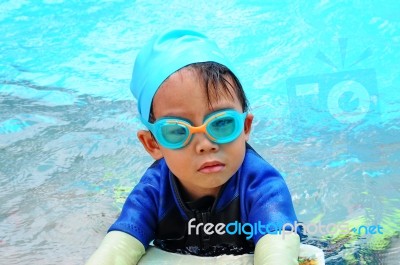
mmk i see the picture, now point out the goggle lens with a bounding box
[208,115,236,139]
[161,123,188,144]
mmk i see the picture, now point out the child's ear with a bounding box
[244,113,254,141]
[137,130,164,160]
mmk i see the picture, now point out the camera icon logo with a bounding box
[327,79,374,124]
[286,39,380,136]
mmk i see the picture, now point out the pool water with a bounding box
[1,1,399,264]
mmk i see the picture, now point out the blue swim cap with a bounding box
[130,29,236,123]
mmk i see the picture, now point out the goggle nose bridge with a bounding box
[188,123,208,134]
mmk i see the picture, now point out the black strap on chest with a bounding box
[153,174,254,256]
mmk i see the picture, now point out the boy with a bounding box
[86,29,300,264]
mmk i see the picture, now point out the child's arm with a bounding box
[254,233,300,265]
[240,148,301,264]
[85,231,145,265]
[85,160,167,264]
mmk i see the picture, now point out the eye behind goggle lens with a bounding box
[161,123,189,144]
[208,115,239,143]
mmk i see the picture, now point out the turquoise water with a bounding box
[1,0,399,264]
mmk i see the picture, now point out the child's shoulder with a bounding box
[137,158,170,187]
[244,143,263,159]
[243,144,277,170]
[240,144,284,184]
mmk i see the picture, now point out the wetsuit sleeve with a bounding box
[85,231,145,265]
[108,161,164,248]
[254,233,300,265]
[241,149,298,244]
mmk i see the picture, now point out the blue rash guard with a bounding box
[108,144,297,256]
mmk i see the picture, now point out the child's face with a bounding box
[139,68,253,200]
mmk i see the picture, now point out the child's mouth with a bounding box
[198,161,225,173]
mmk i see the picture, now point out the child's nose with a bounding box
[194,132,219,153]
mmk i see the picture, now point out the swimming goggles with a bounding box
[142,109,248,149]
